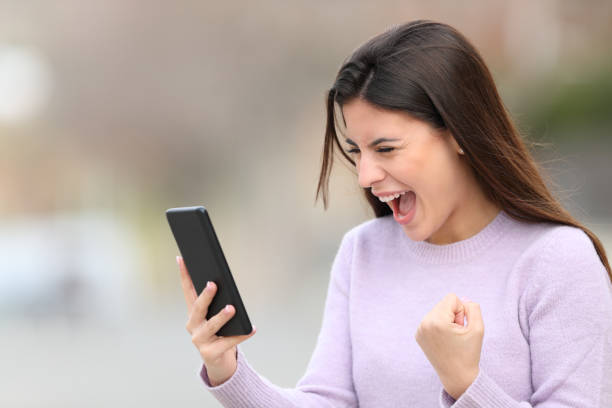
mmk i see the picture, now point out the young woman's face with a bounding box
[341,97,485,244]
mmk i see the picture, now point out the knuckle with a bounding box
[421,319,435,331]
[208,317,223,334]
[198,346,212,361]
[428,321,443,333]
[201,344,222,362]
[210,310,231,332]
[191,333,199,345]
[203,318,218,335]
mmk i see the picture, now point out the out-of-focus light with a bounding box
[0,45,53,124]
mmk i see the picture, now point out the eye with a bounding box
[346,147,395,154]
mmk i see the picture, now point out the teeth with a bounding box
[378,191,408,203]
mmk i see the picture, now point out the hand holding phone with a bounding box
[167,205,257,386]
[166,206,253,336]
[177,255,256,386]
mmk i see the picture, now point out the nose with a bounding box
[357,154,385,189]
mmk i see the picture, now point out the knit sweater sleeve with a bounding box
[197,230,358,408]
[439,226,612,407]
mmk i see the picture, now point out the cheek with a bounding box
[431,156,466,208]
[414,148,461,202]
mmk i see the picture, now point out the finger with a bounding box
[443,293,464,323]
[177,256,198,316]
[464,302,484,333]
[209,325,257,356]
[203,304,238,336]
[455,296,472,326]
[454,304,465,326]
[186,280,217,332]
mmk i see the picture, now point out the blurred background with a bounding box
[1,0,611,406]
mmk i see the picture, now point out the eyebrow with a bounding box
[344,137,401,147]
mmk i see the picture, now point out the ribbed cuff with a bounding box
[438,368,519,408]
[440,387,456,407]
[198,346,298,407]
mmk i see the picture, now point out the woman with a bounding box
[177,20,612,407]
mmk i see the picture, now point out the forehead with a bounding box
[340,98,418,141]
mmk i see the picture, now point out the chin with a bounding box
[402,225,428,242]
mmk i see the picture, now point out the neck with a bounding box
[425,196,501,246]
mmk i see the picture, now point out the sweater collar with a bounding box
[399,209,514,264]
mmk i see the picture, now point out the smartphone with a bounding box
[166,206,253,336]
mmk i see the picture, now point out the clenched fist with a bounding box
[415,293,484,400]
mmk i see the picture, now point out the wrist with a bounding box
[207,362,237,387]
[206,353,238,387]
[444,368,479,400]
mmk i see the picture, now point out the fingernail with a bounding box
[224,304,232,313]
[176,256,180,265]
[205,281,211,290]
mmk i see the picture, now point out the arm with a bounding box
[199,231,358,408]
[439,227,612,407]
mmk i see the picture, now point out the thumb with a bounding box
[454,303,465,326]
[464,301,484,332]
[454,296,471,326]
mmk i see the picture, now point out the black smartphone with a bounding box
[166,206,253,336]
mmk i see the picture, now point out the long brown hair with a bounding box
[314,20,611,281]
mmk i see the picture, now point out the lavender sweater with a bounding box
[198,210,612,407]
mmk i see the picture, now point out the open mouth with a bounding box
[390,191,416,218]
